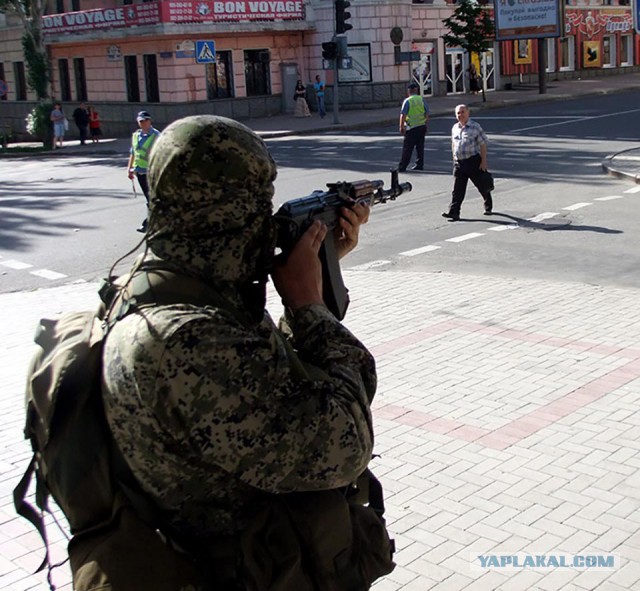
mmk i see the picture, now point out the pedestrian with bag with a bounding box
[100,115,393,590]
[72,102,90,145]
[293,79,311,118]
[50,102,66,149]
[126,110,160,233]
[398,82,429,172]
[443,104,494,221]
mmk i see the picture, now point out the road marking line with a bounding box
[595,196,624,201]
[349,260,391,271]
[488,224,519,232]
[30,269,67,280]
[446,233,484,243]
[562,203,591,211]
[400,245,441,256]
[527,212,558,223]
[624,186,640,194]
[0,259,33,270]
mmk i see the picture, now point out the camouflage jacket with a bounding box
[102,295,376,538]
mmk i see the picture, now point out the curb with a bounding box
[602,147,640,184]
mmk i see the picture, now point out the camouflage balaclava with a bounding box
[147,115,277,289]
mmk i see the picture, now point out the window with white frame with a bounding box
[559,37,574,71]
[603,35,615,67]
[546,38,556,72]
[621,35,633,66]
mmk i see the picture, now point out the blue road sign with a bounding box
[195,41,216,64]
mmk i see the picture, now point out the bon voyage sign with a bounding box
[161,1,304,22]
[495,0,562,40]
[43,0,303,34]
[43,5,160,34]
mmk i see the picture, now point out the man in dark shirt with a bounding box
[72,103,90,145]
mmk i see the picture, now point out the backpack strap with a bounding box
[13,455,50,573]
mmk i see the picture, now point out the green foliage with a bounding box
[442,0,495,55]
[22,31,49,100]
[26,101,54,148]
[1,0,51,99]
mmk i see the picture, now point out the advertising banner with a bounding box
[495,0,562,40]
[43,0,304,35]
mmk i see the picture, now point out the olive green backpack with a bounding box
[14,266,395,591]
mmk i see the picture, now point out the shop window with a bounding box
[546,38,556,73]
[602,35,615,67]
[13,61,27,100]
[58,59,71,101]
[244,49,271,97]
[73,57,87,101]
[71,0,79,10]
[125,55,140,102]
[621,35,633,66]
[206,51,234,99]
[0,63,6,101]
[559,37,574,71]
[144,54,160,102]
[55,0,64,13]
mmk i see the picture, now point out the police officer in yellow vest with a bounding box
[398,82,429,172]
[127,111,161,233]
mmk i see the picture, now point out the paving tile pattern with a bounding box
[1,270,639,590]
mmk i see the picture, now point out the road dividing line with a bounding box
[446,233,484,243]
[30,269,68,280]
[595,196,624,201]
[624,186,640,194]
[488,224,519,232]
[0,260,33,270]
[527,212,558,223]
[562,203,592,211]
[349,260,391,271]
[400,245,441,257]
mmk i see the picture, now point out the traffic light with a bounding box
[335,0,352,34]
[322,41,338,61]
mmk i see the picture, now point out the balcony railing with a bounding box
[42,0,306,36]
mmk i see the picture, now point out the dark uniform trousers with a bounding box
[136,173,150,206]
[449,153,492,216]
[399,125,426,171]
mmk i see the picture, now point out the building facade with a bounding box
[0,0,638,137]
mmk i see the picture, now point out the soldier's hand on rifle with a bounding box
[272,220,327,312]
[335,201,370,260]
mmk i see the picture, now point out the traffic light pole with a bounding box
[333,40,340,125]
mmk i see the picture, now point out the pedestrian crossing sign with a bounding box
[195,41,216,64]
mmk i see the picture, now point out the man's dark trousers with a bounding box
[448,154,493,217]
[76,124,88,145]
[399,125,426,171]
[136,173,150,205]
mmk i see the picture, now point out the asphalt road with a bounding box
[1,91,640,293]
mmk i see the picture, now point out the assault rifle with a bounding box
[274,169,412,320]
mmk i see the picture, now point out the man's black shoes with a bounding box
[411,164,424,171]
[484,209,493,215]
[136,219,148,233]
[442,212,459,222]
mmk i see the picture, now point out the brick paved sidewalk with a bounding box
[1,270,639,590]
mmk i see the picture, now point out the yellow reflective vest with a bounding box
[131,130,159,171]
[405,95,427,129]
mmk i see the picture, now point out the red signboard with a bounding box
[43,5,160,34]
[43,0,304,34]
[161,1,304,21]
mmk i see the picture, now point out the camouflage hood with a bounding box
[147,115,277,286]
